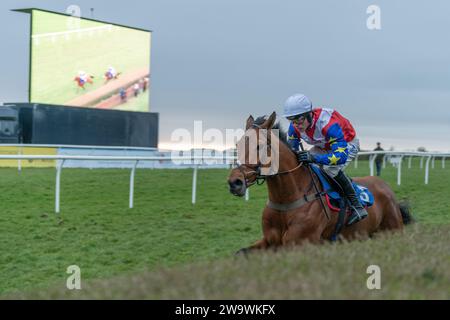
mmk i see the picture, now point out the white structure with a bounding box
[0,146,448,213]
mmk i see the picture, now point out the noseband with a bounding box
[237,164,265,187]
[236,161,303,188]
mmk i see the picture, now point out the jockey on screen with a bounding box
[78,70,88,84]
[283,93,368,226]
[106,66,117,79]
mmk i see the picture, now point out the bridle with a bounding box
[236,162,303,188]
[235,124,303,188]
[233,121,330,221]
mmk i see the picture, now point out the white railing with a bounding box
[0,151,447,214]
[32,25,113,39]
[0,143,157,151]
[32,24,115,45]
[0,155,235,213]
[357,151,449,186]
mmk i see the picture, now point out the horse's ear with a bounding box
[262,111,276,129]
[246,115,255,130]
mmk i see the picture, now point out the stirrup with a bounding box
[346,207,368,226]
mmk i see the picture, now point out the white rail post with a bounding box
[443,157,446,169]
[408,156,412,169]
[397,156,403,186]
[425,156,431,185]
[245,188,249,201]
[129,160,139,209]
[354,155,358,169]
[55,159,65,214]
[382,154,387,169]
[431,156,435,169]
[192,165,198,204]
[420,156,424,169]
[369,155,377,176]
[18,146,22,174]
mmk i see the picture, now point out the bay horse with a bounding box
[104,71,121,84]
[228,112,412,254]
[74,75,94,90]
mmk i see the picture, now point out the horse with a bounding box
[104,71,121,84]
[227,112,412,254]
[74,75,94,90]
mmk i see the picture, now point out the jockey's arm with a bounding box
[313,123,349,165]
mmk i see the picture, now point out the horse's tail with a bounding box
[399,201,414,225]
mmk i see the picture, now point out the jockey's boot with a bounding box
[334,170,368,226]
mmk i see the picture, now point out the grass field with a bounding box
[30,9,150,109]
[0,159,449,298]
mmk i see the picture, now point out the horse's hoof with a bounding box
[234,248,250,257]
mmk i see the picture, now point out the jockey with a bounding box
[107,66,117,79]
[283,93,368,226]
[78,71,88,83]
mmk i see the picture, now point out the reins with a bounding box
[236,122,303,187]
[237,162,303,187]
[235,122,330,220]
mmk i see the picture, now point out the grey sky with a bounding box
[1,0,449,151]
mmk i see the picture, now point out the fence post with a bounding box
[129,160,139,209]
[408,156,412,169]
[397,156,403,186]
[354,155,358,169]
[431,156,435,169]
[245,188,249,201]
[369,155,377,176]
[420,156,424,169]
[18,146,23,174]
[443,157,446,169]
[425,156,431,185]
[382,154,387,169]
[192,165,198,204]
[55,159,65,214]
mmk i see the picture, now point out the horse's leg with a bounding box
[366,180,404,231]
[236,217,283,256]
[379,199,403,231]
[281,202,329,246]
[282,224,324,246]
[235,238,269,256]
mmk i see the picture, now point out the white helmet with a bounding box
[283,93,312,118]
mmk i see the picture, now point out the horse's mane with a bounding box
[253,116,290,149]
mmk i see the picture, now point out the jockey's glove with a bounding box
[297,151,314,163]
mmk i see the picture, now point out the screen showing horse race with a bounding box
[30,9,151,112]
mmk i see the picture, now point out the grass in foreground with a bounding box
[0,159,449,296]
[9,224,450,299]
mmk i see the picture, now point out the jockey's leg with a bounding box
[322,139,368,226]
[333,170,368,226]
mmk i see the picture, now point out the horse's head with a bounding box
[228,111,278,196]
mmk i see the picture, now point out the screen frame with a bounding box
[12,8,152,104]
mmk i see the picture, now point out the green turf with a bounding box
[0,159,448,296]
[30,9,150,107]
[11,224,450,299]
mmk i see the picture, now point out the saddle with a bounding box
[310,165,374,241]
[310,165,374,212]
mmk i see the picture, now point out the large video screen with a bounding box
[30,9,151,112]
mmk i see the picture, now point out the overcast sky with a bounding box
[1,0,449,151]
